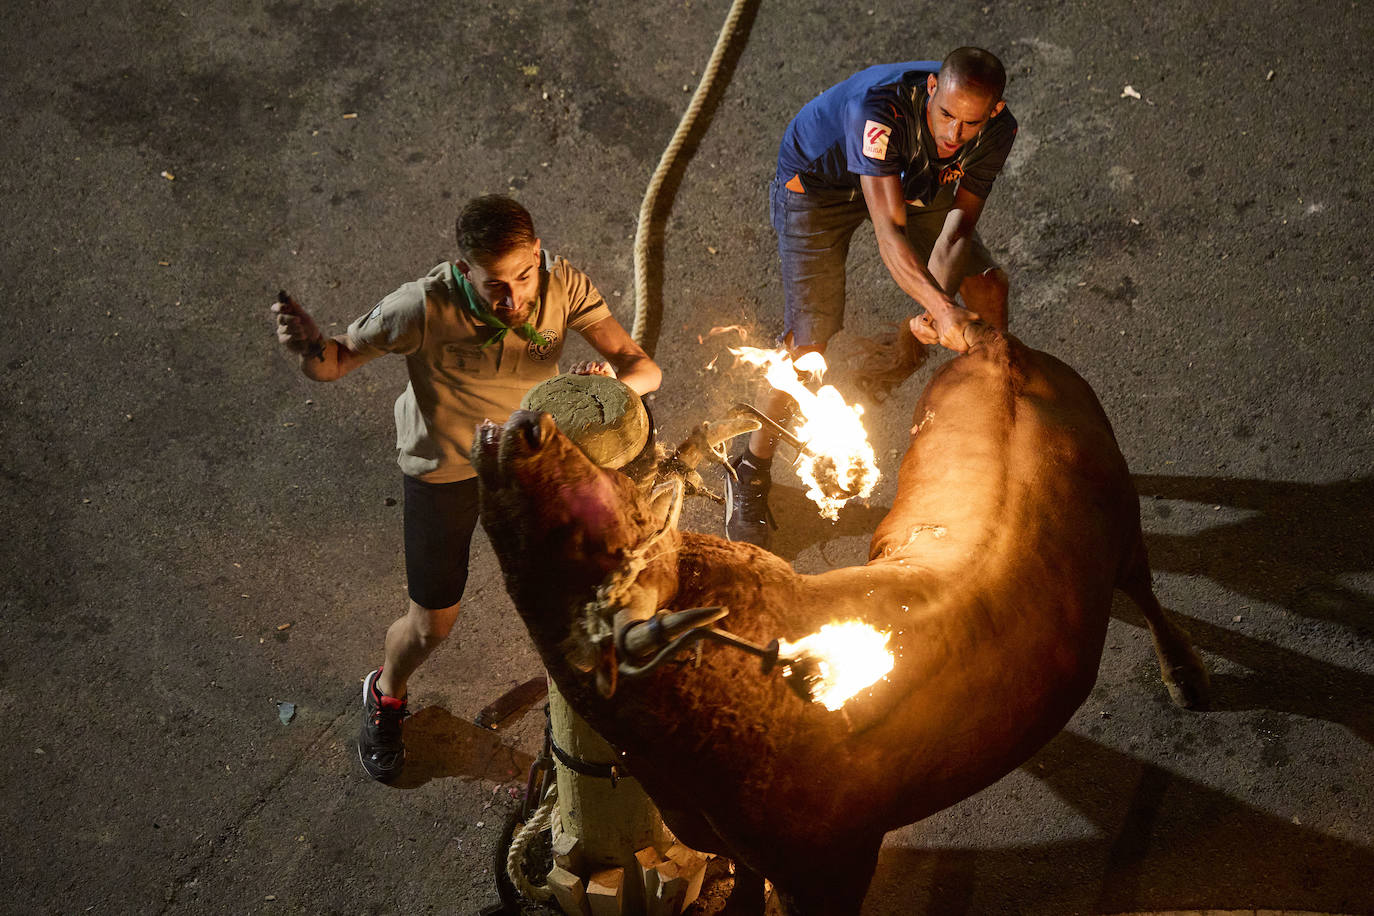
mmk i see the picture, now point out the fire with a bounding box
[779,621,895,711]
[730,347,879,519]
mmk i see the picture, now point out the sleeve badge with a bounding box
[862,120,892,160]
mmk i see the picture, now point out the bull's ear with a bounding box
[648,478,684,530]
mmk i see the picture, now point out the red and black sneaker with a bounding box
[358,668,408,782]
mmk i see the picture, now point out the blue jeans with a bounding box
[769,176,995,351]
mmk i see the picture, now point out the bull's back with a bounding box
[834,334,1140,823]
[871,333,1133,581]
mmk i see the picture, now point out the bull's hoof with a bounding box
[720,863,767,915]
[1164,662,1211,711]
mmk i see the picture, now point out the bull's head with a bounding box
[473,399,760,697]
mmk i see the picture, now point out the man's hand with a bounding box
[570,360,616,378]
[271,294,324,356]
[910,306,980,353]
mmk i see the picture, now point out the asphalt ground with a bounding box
[1,0,1370,913]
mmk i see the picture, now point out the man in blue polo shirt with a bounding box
[727,47,1017,549]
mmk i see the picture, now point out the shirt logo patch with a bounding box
[862,120,892,160]
[938,162,965,185]
[365,302,383,323]
[527,328,559,360]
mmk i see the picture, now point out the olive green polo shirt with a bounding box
[346,253,614,482]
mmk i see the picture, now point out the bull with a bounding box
[471,325,1208,915]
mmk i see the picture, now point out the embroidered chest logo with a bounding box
[938,162,965,185]
[862,120,892,160]
[527,328,560,360]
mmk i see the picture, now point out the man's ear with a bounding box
[454,258,471,277]
[990,99,1006,118]
[927,73,939,98]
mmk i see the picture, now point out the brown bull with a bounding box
[472,326,1208,915]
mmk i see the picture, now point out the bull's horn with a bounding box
[704,415,762,450]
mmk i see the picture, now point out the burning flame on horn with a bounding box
[780,621,895,711]
[730,347,879,519]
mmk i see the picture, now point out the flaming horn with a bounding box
[614,605,893,710]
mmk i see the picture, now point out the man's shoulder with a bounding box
[543,252,598,295]
[846,63,933,134]
[543,251,583,275]
[979,107,1019,150]
[419,261,458,294]
[365,263,458,323]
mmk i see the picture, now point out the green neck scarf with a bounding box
[452,264,540,348]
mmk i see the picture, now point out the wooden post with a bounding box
[547,678,673,914]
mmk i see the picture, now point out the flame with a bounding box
[731,347,879,519]
[779,621,894,711]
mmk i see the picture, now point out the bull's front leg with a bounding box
[719,863,766,915]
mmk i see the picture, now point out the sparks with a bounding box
[780,621,894,710]
[731,346,879,519]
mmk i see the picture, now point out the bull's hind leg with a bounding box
[772,836,881,916]
[1119,532,1210,709]
[719,861,766,915]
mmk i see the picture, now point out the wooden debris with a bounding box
[664,844,708,910]
[546,865,592,916]
[551,825,585,875]
[585,867,624,916]
[635,846,665,909]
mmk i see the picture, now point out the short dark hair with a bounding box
[939,47,1007,101]
[455,195,537,263]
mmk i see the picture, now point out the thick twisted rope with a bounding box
[506,784,560,903]
[631,0,753,357]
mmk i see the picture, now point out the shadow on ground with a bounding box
[1136,473,1374,632]
[390,706,536,790]
[868,729,1372,914]
[1135,472,1373,746]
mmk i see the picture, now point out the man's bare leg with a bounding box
[377,598,462,699]
[359,598,461,781]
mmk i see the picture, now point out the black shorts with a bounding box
[403,474,480,610]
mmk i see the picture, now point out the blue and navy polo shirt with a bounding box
[776,61,1018,207]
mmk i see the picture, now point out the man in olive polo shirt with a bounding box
[271,195,661,781]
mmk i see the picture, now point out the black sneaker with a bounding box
[358,668,408,782]
[724,455,777,549]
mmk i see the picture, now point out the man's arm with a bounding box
[859,173,977,352]
[929,186,988,287]
[576,315,662,396]
[271,297,372,381]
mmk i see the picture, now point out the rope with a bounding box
[631,0,753,356]
[506,784,560,903]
